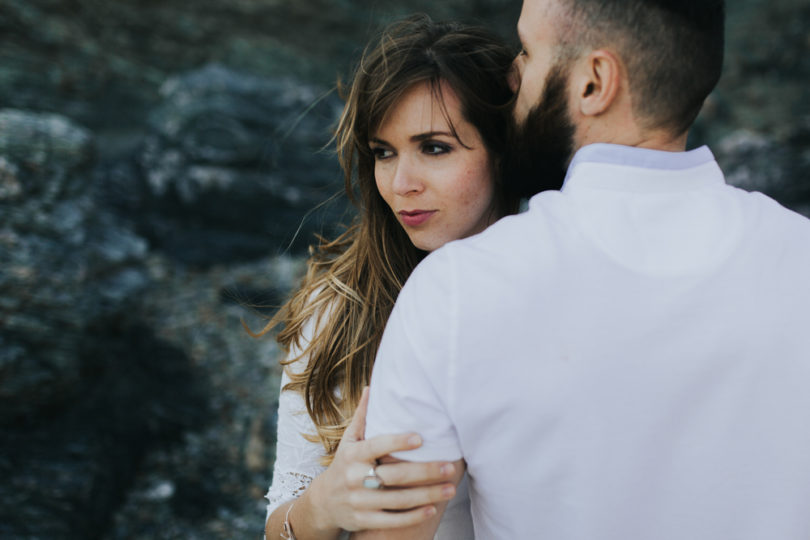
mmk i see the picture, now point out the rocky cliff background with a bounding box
[1,0,808,538]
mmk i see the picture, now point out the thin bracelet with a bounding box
[281,502,297,540]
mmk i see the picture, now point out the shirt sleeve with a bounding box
[264,319,328,523]
[364,248,462,462]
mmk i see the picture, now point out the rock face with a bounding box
[0,109,202,538]
[0,109,149,423]
[0,0,808,538]
[0,106,299,538]
[127,64,346,265]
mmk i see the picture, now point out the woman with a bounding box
[259,14,518,539]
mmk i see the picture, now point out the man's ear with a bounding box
[570,49,622,117]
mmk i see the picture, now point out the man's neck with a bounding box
[577,130,689,153]
[572,98,691,154]
[632,131,689,152]
[565,130,691,170]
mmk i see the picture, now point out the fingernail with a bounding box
[440,463,454,476]
[442,485,455,498]
[408,435,422,446]
[425,505,437,517]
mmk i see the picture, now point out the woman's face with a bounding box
[370,81,497,252]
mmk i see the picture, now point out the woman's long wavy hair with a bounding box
[253,14,517,464]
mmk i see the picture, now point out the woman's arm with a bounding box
[265,488,340,540]
[264,364,334,539]
[265,387,459,539]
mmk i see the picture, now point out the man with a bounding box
[363,1,810,538]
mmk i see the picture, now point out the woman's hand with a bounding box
[304,387,459,534]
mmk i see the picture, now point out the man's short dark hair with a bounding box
[556,0,725,136]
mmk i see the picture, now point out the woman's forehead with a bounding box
[373,81,467,139]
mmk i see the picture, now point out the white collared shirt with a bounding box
[366,144,810,540]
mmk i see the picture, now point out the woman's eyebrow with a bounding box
[410,131,453,142]
[369,131,454,146]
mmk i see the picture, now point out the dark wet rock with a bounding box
[0,322,209,539]
[0,109,93,177]
[0,109,170,537]
[117,64,348,265]
[102,256,303,540]
[0,109,150,424]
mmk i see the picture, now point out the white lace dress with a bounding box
[264,320,473,539]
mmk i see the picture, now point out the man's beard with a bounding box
[502,63,576,199]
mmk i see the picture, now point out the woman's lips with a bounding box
[398,210,437,227]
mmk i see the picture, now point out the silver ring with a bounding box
[362,465,384,489]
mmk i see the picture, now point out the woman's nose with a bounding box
[391,156,424,196]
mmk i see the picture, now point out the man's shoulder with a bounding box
[442,191,569,258]
[733,186,810,236]
[407,193,571,301]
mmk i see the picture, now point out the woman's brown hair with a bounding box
[253,14,516,463]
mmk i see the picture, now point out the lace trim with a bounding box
[265,471,314,514]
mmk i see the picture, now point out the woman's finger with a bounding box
[354,483,457,511]
[353,505,438,530]
[373,460,456,487]
[358,432,423,462]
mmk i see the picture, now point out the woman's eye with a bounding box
[423,142,451,155]
[519,48,528,57]
[371,147,393,160]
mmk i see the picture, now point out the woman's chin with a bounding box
[409,235,440,253]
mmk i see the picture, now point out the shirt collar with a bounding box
[558,143,723,194]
